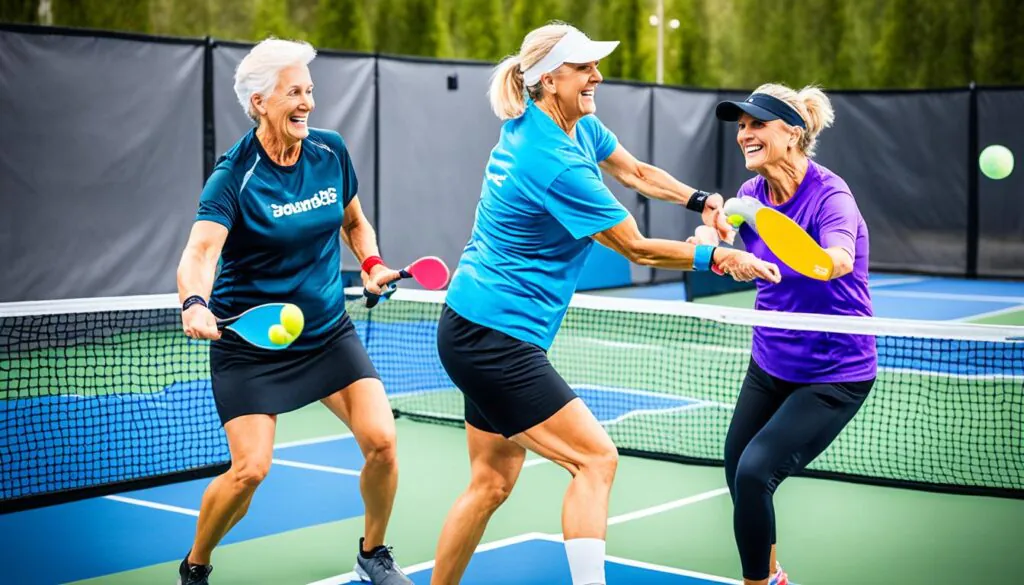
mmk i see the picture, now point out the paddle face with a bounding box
[360,256,450,309]
[755,208,834,280]
[404,256,450,290]
[218,303,298,350]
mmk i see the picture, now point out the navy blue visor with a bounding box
[715,92,806,129]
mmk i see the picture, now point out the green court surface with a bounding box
[67,411,1024,585]
[5,277,1022,585]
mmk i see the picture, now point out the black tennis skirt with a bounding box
[209,313,379,425]
[437,304,577,438]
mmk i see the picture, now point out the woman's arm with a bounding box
[176,220,228,340]
[593,215,780,282]
[599,144,733,242]
[816,192,861,280]
[341,196,401,294]
[825,248,854,279]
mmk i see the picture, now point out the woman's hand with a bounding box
[686,225,721,246]
[182,305,221,340]
[701,193,735,245]
[363,265,402,295]
[716,249,781,283]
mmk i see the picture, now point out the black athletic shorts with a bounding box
[436,304,576,438]
[209,313,379,425]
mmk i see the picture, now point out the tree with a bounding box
[452,0,504,61]
[408,0,452,58]
[974,0,1024,85]
[165,0,212,38]
[0,0,39,24]
[599,0,644,81]
[251,0,296,41]
[510,0,566,52]
[51,0,149,33]
[374,0,408,54]
[314,0,372,52]
[670,0,710,86]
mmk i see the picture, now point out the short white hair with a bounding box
[234,38,317,123]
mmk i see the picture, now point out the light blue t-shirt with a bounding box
[195,128,358,351]
[445,101,628,349]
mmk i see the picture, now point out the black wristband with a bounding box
[686,190,711,212]
[182,295,207,312]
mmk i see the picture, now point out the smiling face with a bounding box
[253,64,315,145]
[736,112,801,172]
[544,60,603,120]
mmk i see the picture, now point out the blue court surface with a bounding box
[0,437,367,585]
[321,534,741,585]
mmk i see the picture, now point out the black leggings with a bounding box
[725,359,874,581]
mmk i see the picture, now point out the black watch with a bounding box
[182,295,207,312]
[686,190,712,212]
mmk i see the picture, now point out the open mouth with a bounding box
[581,89,595,98]
[289,116,307,127]
[744,144,764,155]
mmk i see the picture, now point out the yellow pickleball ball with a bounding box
[979,145,1014,180]
[280,304,304,337]
[728,214,745,228]
[268,324,294,346]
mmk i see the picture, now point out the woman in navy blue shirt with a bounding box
[176,39,410,585]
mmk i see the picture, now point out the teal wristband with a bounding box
[694,245,715,271]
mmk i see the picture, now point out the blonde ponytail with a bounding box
[488,55,527,120]
[796,86,835,158]
[487,22,576,120]
[752,82,835,158]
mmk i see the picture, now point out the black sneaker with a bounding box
[354,537,412,584]
[177,554,213,585]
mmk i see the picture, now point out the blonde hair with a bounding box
[234,37,317,123]
[488,22,577,120]
[753,83,835,158]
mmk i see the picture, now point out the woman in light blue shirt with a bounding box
[431,23,780,585]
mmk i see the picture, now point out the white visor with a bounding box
[521,30,619,87]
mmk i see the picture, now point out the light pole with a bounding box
[649,0,680,84]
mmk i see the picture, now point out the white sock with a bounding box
[564,538,606,585]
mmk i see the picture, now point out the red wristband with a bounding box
[361,255,385,273]
[710,248,724,275]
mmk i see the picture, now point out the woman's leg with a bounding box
[732,380,871,585]
[189,413,277,565]
[513,398,619,585]
[724,361,787,580]
[321,377,399,553]
[430,420,526,585]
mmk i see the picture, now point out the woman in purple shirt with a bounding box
[708,84,876,585]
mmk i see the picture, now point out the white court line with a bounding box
[867,277,927,288]
[600,401,713,427]
[577,384,721,401]
[605,553,741,584]
[307,533,550,585]
[104,434,361,518]
[103,495,199,516]
[871,290,1024,303]
[954,304,1024,323]
[274,433,354,450]
[575,337,663,351]
[272,459,362,477]
[527,534,742,584]
[308,486,732,585]
[607,487,731,526]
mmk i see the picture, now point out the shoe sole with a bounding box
[353,563,370,582]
